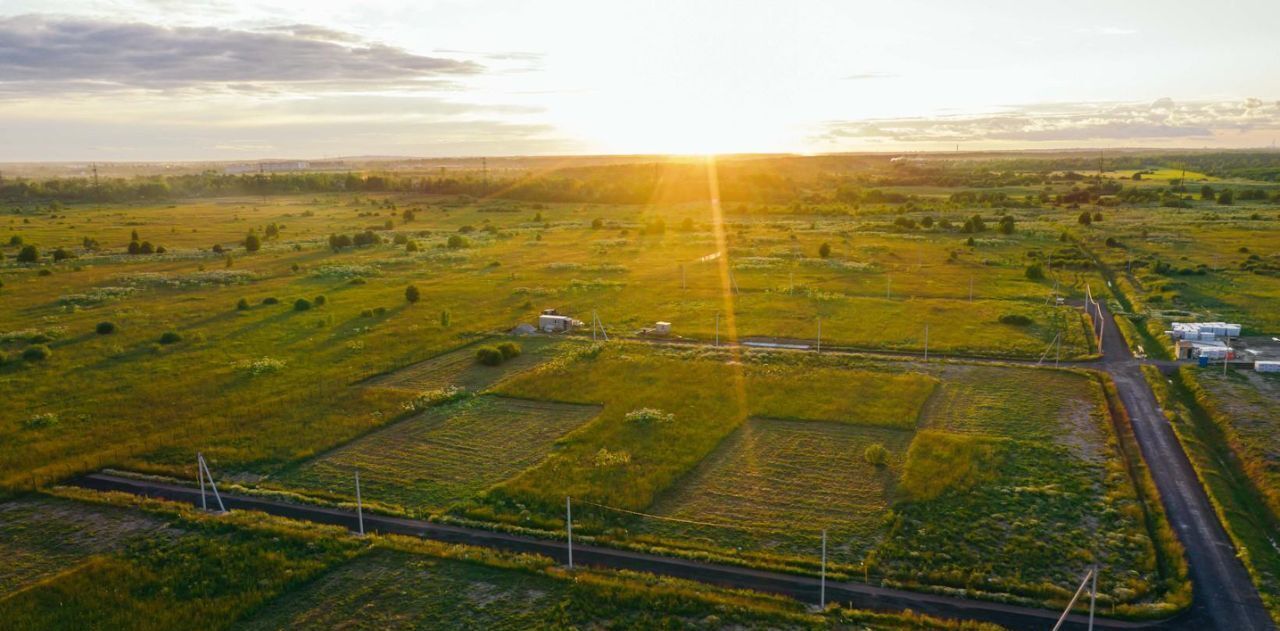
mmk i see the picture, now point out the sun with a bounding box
[547,88,795,155]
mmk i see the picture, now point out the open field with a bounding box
[7,151,1280,624]
[271,395,601,513]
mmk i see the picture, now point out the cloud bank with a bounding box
[818,98,1280,144]
[0,15,480,94]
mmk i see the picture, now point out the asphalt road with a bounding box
[1090,302,1273,630]
[72,472,1171,631]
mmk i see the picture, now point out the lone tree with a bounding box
[244,232,262,253]
[818,242,832,258]
[405,284,421,304]
[997,215,1016,235]
[1078,211,1093,226]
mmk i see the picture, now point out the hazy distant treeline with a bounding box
[4,152,1280,206]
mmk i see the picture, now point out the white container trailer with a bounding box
[1256,361,1280,373]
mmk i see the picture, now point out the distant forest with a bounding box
[5,151,1280,206]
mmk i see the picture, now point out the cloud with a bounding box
[0,14,481,95]
[816,98,1280,144]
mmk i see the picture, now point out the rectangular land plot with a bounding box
[637,418,913,565]
[920,365,1111,463]
[239,549,567,630]
[274,396,601,511]
[0,496,181,593]
[363,336,562,393]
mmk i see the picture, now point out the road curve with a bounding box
[72,472,1180,631]
[1093,302,1273,630]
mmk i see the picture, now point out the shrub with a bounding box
[440,310,451,327]
[447,234,468,249]
[21,344,51,361]
[405,284,421,303]
[236,298,250,310]
[22,412,59,430]
[818,242,831,258]
[360,308,374,317]
[293,298,313,311]
[864,443,888,466]
[998,314,1033,326]
[262,296,279,305]
[244,233,262,252]
[1024,263,1045,280]
[38,268,52,277]
[475,346,504,366]
[313,295,326,306]
[158,331,182,344]
[17,244,38,263]
[95,321,116,335]
[496,341,521,359]
[373,306,387,316]
[625,408,674,424]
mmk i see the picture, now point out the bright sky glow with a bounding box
[2,0,1280,160]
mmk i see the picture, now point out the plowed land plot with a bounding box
[275,396,601,511]
[0,496,181,592]
[364,337,561,393]
[240,549,566,630]
[635,419,912,565]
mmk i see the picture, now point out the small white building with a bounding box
[1168,322,1242,341]
[654,321,672,335]
[539,314,582,333]
[1256,361,1280,373]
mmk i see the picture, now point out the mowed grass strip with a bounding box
[492,345,935,511]
[273,396,601,511]
[638,418,912,564]
[363,336,562,393]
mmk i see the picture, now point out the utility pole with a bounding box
[924,324,929,361]
[714,312,720,347]
[92,163,101,206]
[681,264,686,290]
[886,276,891,300]
[1088,564,1098,631]
[355,469,364,536]
[816,317,822,354]
[969,276,973,302]
[566,496,574,569]
[482,157,488,196]
[820,529,827,609]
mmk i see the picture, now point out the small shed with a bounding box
[654,321,672,335]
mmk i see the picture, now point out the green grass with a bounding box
[362,335,563,393]
[490,344,936,511]
[635,418,912,565]
[269,395,601,513]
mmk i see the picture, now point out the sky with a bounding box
[2,0,1280,161]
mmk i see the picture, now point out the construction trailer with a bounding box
[539,314,582,333]
[1257,361,1280,373]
